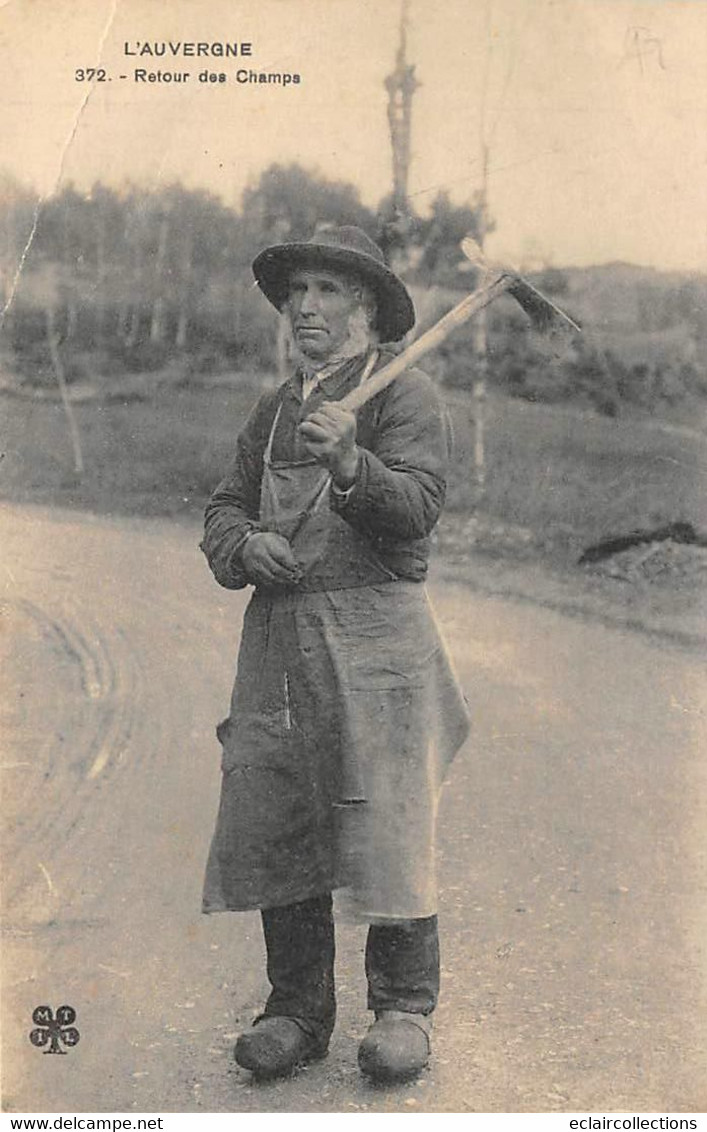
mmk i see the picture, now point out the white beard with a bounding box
[285,305,378,376]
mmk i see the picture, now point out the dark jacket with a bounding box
[201,352,450,590]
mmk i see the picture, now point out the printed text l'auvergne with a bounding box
[123,41,253,58]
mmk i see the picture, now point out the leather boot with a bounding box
[234,894,336,1078]
[358,1010,432,1083]
[235,1015,327,1078]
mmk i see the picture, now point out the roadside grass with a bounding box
[444,391,707,563]
[2,379,706,569]
[1,380,260,517]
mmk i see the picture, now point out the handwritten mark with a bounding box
[621,27,666,76]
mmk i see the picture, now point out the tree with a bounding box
[240,163,377,252]
[415,190,490,285]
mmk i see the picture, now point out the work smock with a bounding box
[201,351,470,921]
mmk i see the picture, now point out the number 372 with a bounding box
[75,69,107,82]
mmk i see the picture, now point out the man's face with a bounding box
[286,268,365,361]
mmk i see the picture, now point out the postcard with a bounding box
[2,0,705,1117]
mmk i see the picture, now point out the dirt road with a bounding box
[2,504,705,1113]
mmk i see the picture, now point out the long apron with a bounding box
[203,379,471,921]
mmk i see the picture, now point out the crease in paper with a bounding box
[0,0,122,326]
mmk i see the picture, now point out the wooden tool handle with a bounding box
[340,273,512,412]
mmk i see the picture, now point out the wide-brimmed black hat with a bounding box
[252,225,415,343]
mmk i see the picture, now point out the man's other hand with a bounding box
[298,403,359,487]
[241,532,302,586]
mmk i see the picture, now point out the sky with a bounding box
[1,0,706,271]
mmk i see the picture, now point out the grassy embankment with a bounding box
[5,376,706,640]
[4,378,705,561]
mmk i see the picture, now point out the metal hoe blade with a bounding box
[460,237,582,333]
[339,235,581,413]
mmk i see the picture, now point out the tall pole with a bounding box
[46,302,84,476]
[471,0,525,492]
[384,0,420,252]
[472,141,489,490]
[471,0,498,494]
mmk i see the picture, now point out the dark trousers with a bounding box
[261,893,439,1048]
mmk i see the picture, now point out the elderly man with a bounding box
[201,226,470,1083]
